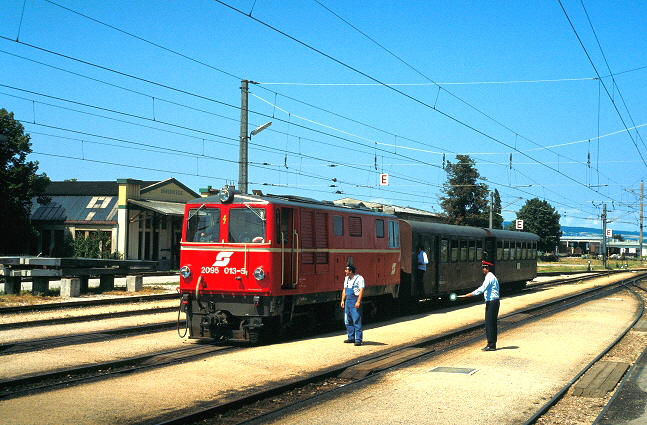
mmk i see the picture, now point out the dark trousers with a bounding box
[485,299,500,348]
[414,269,425,295]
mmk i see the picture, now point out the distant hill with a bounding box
[561,226,640,237]
[502,223,640,238]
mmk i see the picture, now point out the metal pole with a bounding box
[602,203,607,269]
[489,191,493,228]
[641,181,644,265]
[239,80,250,194]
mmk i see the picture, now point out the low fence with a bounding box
[1,256,158,296]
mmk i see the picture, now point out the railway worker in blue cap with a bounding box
[341,264,365,346]
[460,260,500,351]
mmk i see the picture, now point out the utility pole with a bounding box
[239,79,252,194]
[602,203,607,269]
[489,191,493,229]
[641,181,644,265]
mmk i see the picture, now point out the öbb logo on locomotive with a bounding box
[212,251,234,267]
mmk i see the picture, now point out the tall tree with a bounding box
[0,108,50,255]
[490,188,504,229]
[440,154,489,227]
[511,198,561,252]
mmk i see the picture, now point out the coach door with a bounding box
[279,208,297,289]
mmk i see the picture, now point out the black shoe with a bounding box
[481,346,496,351]
[344,339,355,343]
[354,341,362,346]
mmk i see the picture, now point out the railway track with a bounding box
[0,343,235,400]
[0,272,640,424]
[150,273,647,425]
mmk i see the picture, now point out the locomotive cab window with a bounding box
[186,207,220,242]
[228,207,266,243]
[388,220,400,248]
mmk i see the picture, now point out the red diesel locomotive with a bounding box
[178,187,538,343]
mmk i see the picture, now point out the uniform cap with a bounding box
[482,261,494,267]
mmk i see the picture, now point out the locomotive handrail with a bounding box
[280,231,285,289]
[244,243,248,275]
[294,228,299,286]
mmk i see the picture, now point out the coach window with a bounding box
[460,239,468,261]
[451,239,459,262]
[440,239,449,263]
[513,241,519,260]
[469,239,476,261]
[376,219,385,238]
[229,208,266,243]
[187,208,220,242]
[333,215,344,236]
[388,220,400,248]
[476,239,483,260]
[522,241,527,259]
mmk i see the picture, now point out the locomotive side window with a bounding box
[349,216,362,237]
[229,208,266,243]
[440,239,449,263]
[187,208,220,242]
[333,215,344,236]
[388,220,400,248]
[376,219,385,238]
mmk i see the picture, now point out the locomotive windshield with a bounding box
[186,207,221,242]
[229,207,266,243]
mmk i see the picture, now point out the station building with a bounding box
[29,178,199,269]
[559,235,646,258]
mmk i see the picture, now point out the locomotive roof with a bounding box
[187,191,397,217]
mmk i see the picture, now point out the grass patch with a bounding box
[538,257,644,273]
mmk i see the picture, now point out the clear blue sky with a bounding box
[1,0,646,232]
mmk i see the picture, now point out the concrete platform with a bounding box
[250,293,641,425]
[595,337,647,424]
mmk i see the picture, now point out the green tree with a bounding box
[510,198,561,252]
[0,108,50,255]
[440,155,489,227]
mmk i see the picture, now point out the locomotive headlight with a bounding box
[179,265,191,279]
[253,266,265,281]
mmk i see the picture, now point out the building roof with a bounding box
[43,181,157,196]
[31,195,118,222]
[128,199,186,216]
[31,178,195,223]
